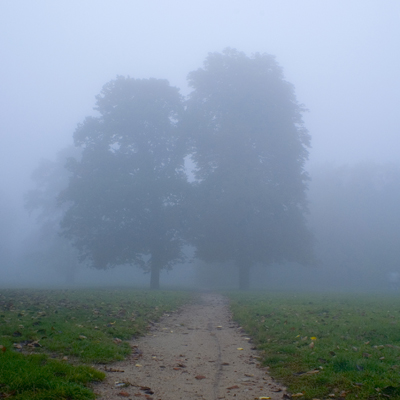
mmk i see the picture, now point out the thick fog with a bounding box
[1,1,400,290]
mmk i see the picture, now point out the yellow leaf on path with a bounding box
[259,397,271,399]
[237,348,244,350]
[292,393,304,397]
[135,364,142,367]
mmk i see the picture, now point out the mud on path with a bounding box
[94,293,287,400]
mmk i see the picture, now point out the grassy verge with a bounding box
[228,291,400,400]
[0,288,192,399]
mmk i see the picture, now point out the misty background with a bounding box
[1,1,400,290]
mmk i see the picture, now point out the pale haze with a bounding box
[1,1,400,288]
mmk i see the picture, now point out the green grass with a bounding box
[0,288,192,399]
[228,291,400,400]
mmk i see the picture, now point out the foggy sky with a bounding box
[1,0,400,222]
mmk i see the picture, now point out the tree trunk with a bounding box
[238,262,250,290]
[150,266,160,290]
[65,268,76,286]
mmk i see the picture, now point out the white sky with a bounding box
[1,0,400,204]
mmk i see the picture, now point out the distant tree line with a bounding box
[26,48,314,289]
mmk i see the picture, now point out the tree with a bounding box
[307,162,400,290]
[24,146,83,284]
[185,48,313,289]
[60,77,187,289]
[0,191,15,274]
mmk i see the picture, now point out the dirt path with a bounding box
[94,293,287,400]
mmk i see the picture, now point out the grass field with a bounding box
[0,288,192,399]
[228,291,400,400]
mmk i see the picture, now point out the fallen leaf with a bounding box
[309,342,315,349]
[79,335,87,340]
[135,364,142,367]
[27,341,41,348]
[173,367,181,370]
[0,345,6,353]
[362,353,371,358]
[115,382,130,388]
[105,367,124,372]
[227,385,240,389]
[237,347,244,350]
[118,391,130,397]
[291,393,304,397]
[259,397,271,399]
[195,375,206,380]
[311,336,317,340]
[0,391,16,398]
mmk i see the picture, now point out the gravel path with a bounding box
[94,293,287,400]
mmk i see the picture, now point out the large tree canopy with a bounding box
[60,77,187,289]
[185,48,313,289]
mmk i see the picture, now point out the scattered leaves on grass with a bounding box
[228,292,400,400]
